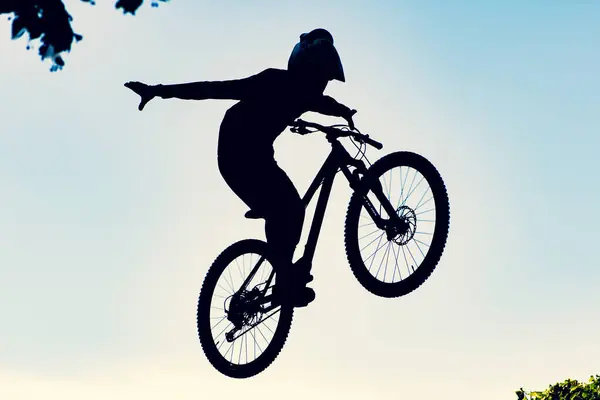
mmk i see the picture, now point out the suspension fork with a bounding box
[341,157,401,230]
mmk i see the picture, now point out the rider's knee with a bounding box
[266,202,303,240]
[268,194,304,225]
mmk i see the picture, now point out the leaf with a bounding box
[10,16,26,39]
[2,0,170,71]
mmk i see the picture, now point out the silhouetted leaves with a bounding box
[517,375,600,400]
[1,0,169,71]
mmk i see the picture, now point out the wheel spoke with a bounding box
[366,233,387,271]
[413,238,426,258]
[228,341,235,363]
[382,242,393,281]
[402,169,418,207]
[211,316,228,331]
[375,241,392,279]
[359,220,376,228]
[401,245,410,273]
[260,263,266,283]
[391,244,402,282]
[217,283,232,295]
[416,208,434,216]
[385,241,394,282]
[223,341,233,359]
[359,227,382,241]
[250,328,259,360]
[256,324,269,343]
[400,175,425,208]
[262,320,275,335]
[398,166,407,208]
[413,238,431,248]
[242,254,247,281]
[414,194,434,212]
[225,268,236,293]
[413,186,430,211]
[390,169,394,201]
[235,257,244,282]
[405,244,418,273]
[360,231,385,253]
[214,320,233,341]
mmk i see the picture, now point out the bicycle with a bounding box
[196,118,450,378]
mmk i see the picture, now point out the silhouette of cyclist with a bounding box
[125,28,356,308]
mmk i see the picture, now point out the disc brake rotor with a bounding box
[390,205,417,245]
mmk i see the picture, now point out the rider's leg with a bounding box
[257,164,316,307]
[218,155,315,306]
[262,166,304,266]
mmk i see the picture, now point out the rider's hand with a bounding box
[344,109,357,130]
[124,81,156,111]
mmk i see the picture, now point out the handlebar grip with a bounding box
[364,135,383,150]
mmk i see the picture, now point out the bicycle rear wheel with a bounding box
[197,239,294,378]
[344,151,450,298]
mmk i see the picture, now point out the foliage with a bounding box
[0,0,169,71]
[517,375,600,400]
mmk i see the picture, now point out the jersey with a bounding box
[156,68,352,160]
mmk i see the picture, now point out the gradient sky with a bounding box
[1,1,599,399]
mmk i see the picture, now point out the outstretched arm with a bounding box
[124,70,271,111]
[153,76,263,100]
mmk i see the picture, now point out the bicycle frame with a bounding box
[234,135,399,315]
[300,138,373,263]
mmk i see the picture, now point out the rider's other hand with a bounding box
[124,81,155,111]
[345,109,357,130]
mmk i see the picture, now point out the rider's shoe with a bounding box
[271,258,315,307]
[272,271,315,308]
[292,286,315,308]
[273,284,315,308]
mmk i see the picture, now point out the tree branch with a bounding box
[0,0,169,71]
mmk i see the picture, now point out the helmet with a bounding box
[288,28,345,82]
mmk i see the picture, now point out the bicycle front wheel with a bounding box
[197,239,294,378]
[344,151,450,298]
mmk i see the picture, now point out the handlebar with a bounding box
[289,119,384,150]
